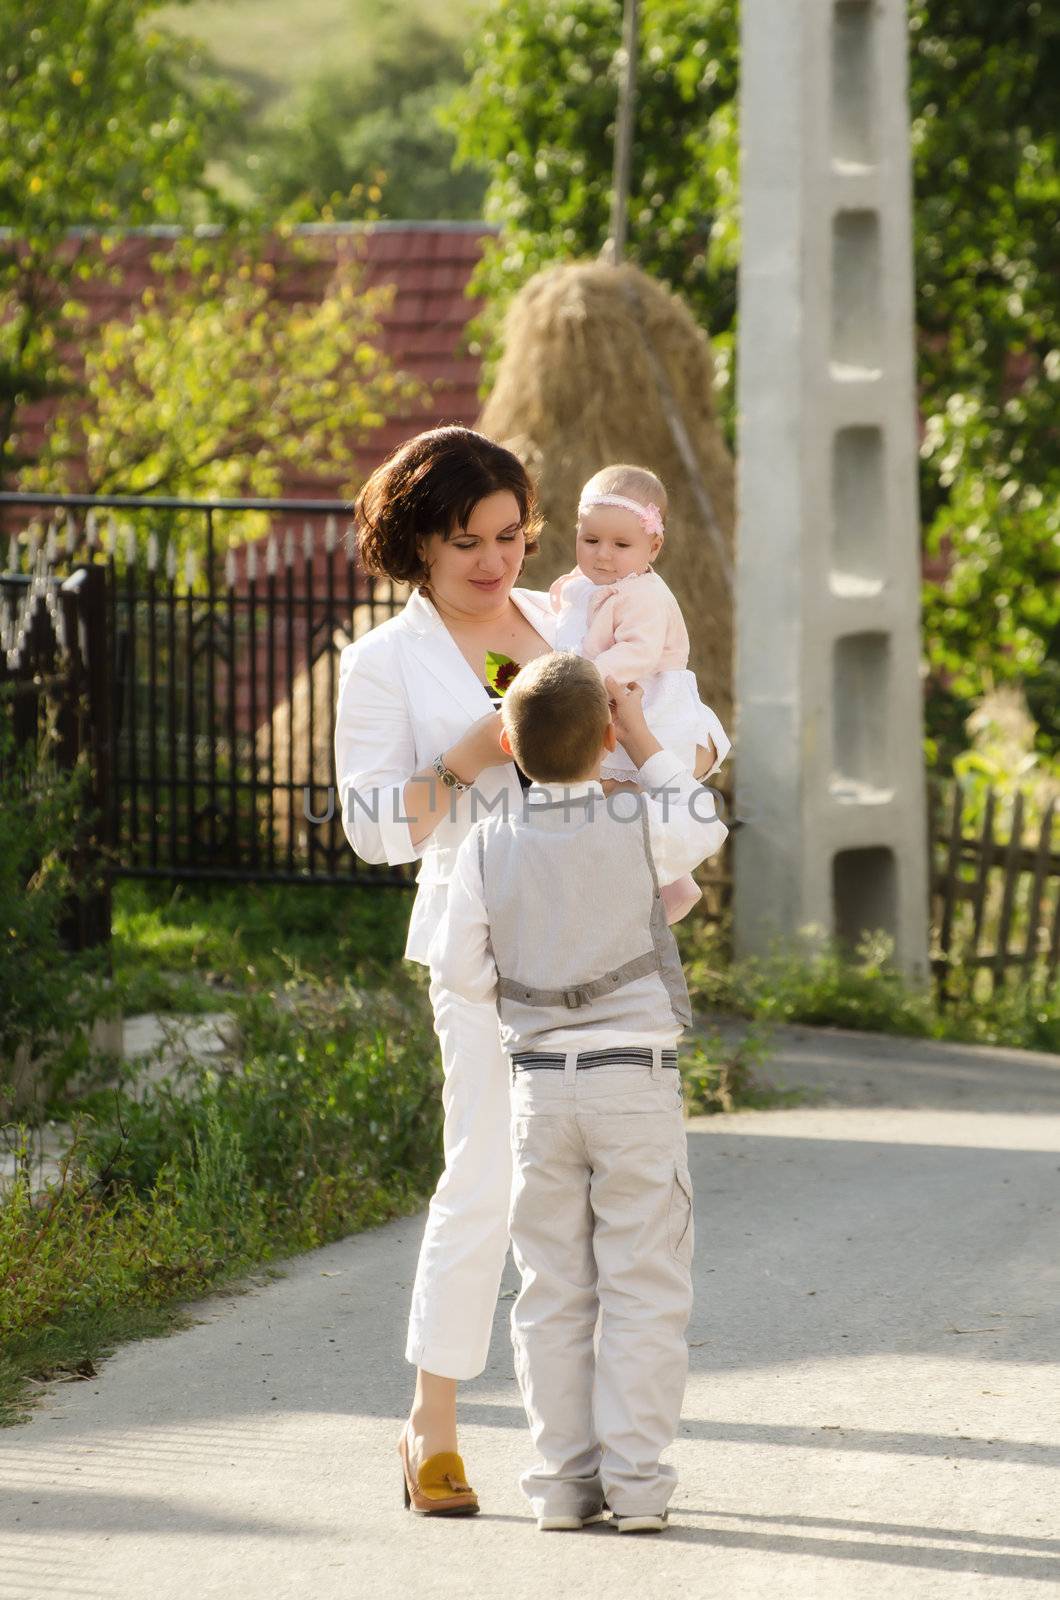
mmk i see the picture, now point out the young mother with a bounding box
[334,426,722,1516]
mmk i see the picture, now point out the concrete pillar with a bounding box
[734,0,930,982]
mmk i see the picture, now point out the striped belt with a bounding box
[511,1045,679,1074]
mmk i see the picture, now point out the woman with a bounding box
[334,426,724,1516]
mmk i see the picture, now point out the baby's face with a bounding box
[576,507,662,585]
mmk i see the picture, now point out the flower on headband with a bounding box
[641,502,665,538]
[485,651,520,696]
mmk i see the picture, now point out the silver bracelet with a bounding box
[433,753,471,794]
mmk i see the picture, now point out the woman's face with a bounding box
[418,490,526,617]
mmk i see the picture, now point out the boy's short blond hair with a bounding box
[579,463,669,520]
[502,652,611,784]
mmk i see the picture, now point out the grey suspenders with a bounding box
[480,803,684,1015]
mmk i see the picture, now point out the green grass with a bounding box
[0,1271,284,1427]
[2,873,794,1428]
[2,874,429,1424]
[1,968,441,1426]
[110,876,412,1012]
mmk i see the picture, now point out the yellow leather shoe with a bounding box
[399,1427,480,1516]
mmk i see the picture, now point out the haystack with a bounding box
[261,579,408,860]
[478,260,735,724]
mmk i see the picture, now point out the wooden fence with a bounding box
[929,782,1059,995]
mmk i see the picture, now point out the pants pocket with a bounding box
[668,1166,695,1265]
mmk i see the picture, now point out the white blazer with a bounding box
[334,585,557,964]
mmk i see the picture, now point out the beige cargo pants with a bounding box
[507,1046,695,1521]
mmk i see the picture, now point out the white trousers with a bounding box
[404,975,512,1380]
[508,1052,694,1520]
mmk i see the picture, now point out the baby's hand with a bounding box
[604,675,663,768]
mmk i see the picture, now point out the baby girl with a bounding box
[549,463,730,922]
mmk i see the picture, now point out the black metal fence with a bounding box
[1,490,410,897]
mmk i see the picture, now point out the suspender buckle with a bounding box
[563,986,587,1009]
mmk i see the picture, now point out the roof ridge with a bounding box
[0,220,500,242]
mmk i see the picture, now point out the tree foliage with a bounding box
[2,1,423,551]
[0,0,237,482]
[909,4,1059,755]
[449,0,1059,760]
[20,237,425,548]
[239,14,487,222]
[445,0,739,390]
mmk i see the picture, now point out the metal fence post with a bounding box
[58,563,112,951]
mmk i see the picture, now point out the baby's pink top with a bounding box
[549,567,690,682]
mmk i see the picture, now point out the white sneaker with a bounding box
[537,1510,608,1532]
[612,1510,670,1533]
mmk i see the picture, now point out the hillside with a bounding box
[157,0,477,123]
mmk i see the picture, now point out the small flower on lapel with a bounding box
[485,651,520,695]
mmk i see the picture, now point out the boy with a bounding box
[427,652,728,1533]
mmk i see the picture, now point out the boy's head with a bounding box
[576,464,668,584]
[500,652,614,783]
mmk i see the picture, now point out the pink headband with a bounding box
[578,492,664,538]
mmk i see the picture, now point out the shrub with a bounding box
[677,918,1060,1054]
[0,705,109,1112]
[83,969,434,1210]
[681,1022,780,1115]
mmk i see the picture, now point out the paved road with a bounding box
[2,1027,1058,1599]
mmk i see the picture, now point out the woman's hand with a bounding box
[404,710,510,849]
[445,709,510,782]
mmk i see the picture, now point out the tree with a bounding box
[21,237,426,552]
[448,0,1059,762]
[0,0,237,484]
[909,4,1060,757]
[446,0,738,392]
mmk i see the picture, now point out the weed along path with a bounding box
[2,1028,1059,1600]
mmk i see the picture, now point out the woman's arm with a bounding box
[334,642,509,862]
[402,714,509,850]
[335,644,420,864]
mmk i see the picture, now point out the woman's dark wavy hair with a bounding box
[354,425,543,591]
